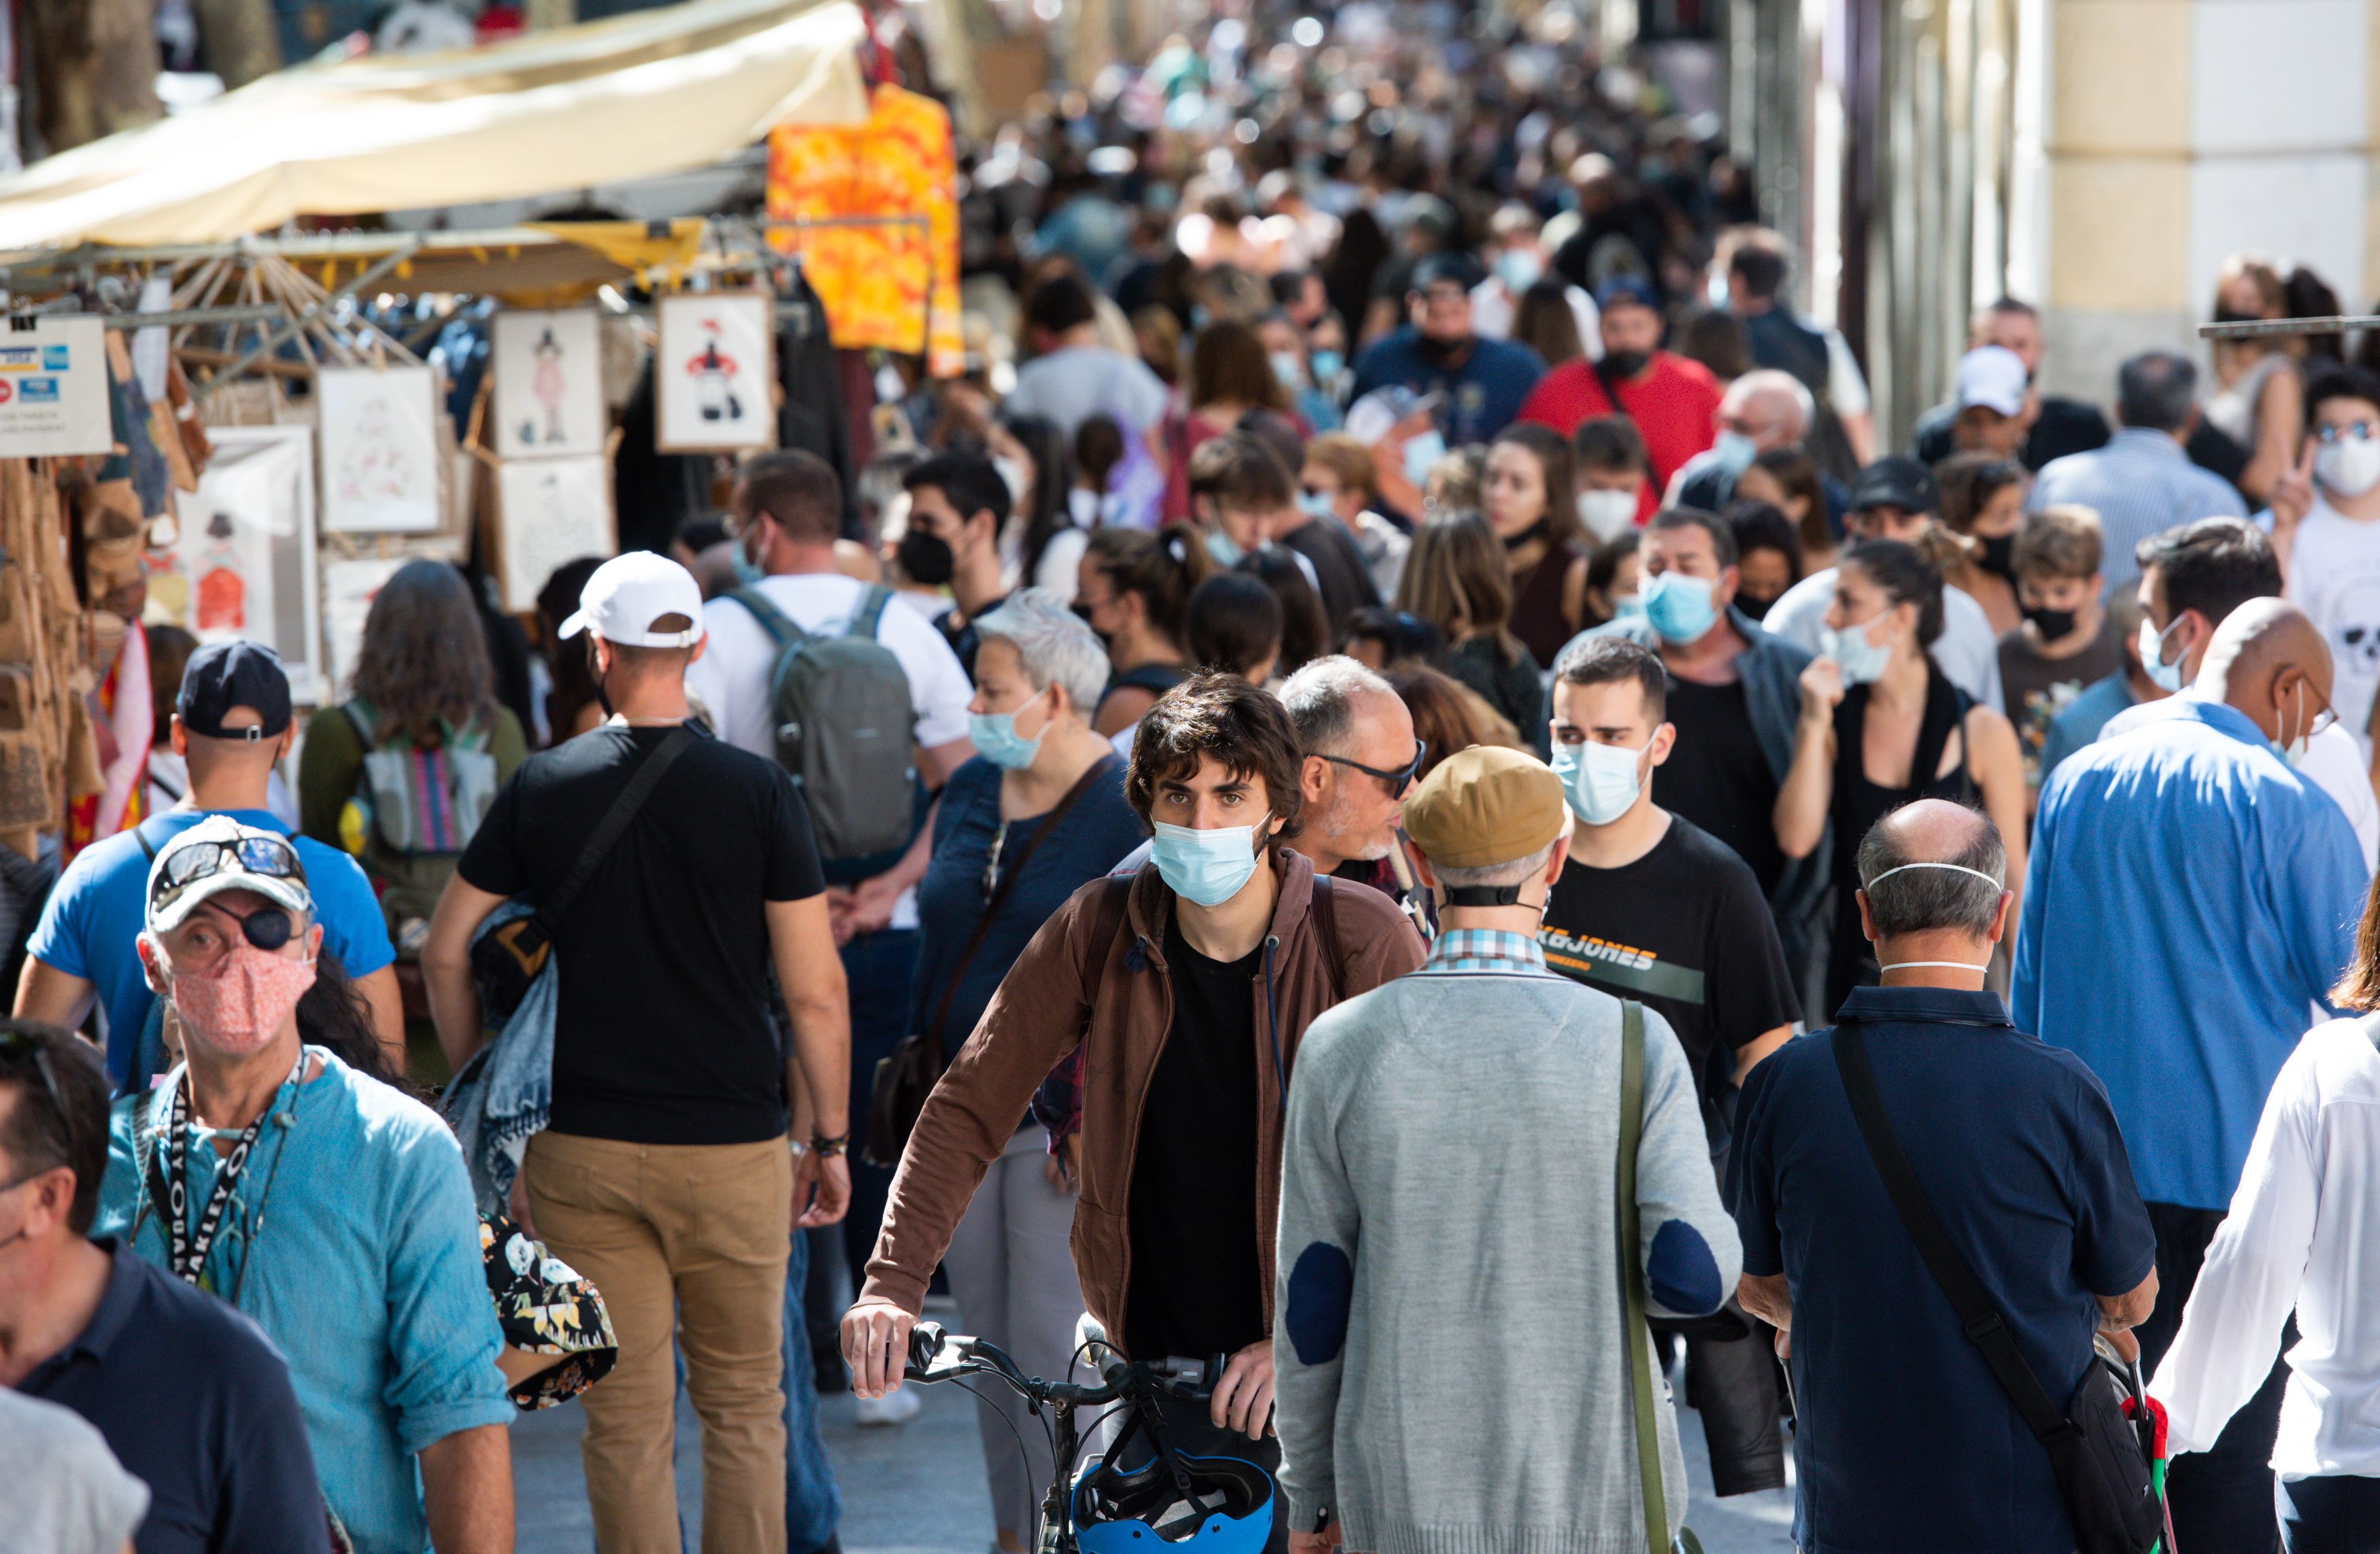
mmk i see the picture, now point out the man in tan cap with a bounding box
[1270,746,1740,1554]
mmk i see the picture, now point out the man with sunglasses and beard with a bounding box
[91,818,515,1554]
[1276,657,1425,910]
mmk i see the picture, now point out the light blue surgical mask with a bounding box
[1820,612,1895,687]
[1403,429,1448,489]
[1296,490,1336,523]
[1150,816,1268,907]
[2139,616,2187,693]
[1552,738,1649,826]
[1610,591,1644,619]
[1710,429,1758,479]
[1495,247,1543,294]
[733,533,767,586]
[1310,348,1344,384]
[1206,530,1246,567]
[966,689,1049,771]
[1706,267,1731,309]
[1641,572,1718,644]
[1270,351,1306,390]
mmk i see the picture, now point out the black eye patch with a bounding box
[239,909,294,952]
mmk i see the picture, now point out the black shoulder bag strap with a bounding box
[543,727,697,930]
[1831,1019,2076,1445]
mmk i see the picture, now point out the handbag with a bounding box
[1831,1019,2162,1554]
[469,727,695,1025]
[862,757,1118,1168]
[1615,999,1703,1554]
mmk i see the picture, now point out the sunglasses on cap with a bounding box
[1323,738,1429,799]
[149,833,307,921]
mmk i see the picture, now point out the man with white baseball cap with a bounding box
[425,550,853,1553]
[1951,344,2034,462]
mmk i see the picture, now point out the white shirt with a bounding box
[1467,277,1601,358]
[2296,721,2380,872]
[2282,494,2380,760]
[2149,1018,2380,1477]
[685,572,973,931]
[1763,566,2007,712]
[1003,345,1173,437]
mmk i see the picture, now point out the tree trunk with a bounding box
[22,0,162,154]
[193,0,282,92]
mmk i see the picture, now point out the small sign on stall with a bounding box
[0,315,112,457]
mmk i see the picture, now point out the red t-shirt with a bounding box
[1517,352,1721,525]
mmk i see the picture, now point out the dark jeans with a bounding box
[2141,1201,2291,1554]
[839,927,921,1281]
[2280,1475,2380,1554]
[1656,1302,1787,1496]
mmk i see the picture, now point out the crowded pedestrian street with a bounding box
[6,0,2380,1552]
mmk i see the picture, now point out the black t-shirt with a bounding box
[1655,676,1786,897]
[1537,816,1801,1150]
[458,723,826,1145]
[1125,918,1267,1360]
[1277,516,1382,632]
[939,592,1009,683]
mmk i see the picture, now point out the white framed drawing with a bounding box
[493,455,616,614]
[0,314,111,457]
[318,364,441,532]
[655,292,775,453]
[492,309,605,460]
[156,426,324,702]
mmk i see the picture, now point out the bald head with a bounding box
[1721,369,1814,452]
[2198,596,2336,748]
[1854,799,2010,945]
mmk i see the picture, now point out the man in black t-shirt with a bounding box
[1540,634,1799,1500]
[426,552,851,1552]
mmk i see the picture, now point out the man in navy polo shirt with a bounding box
[1347,254,1547,446]
[0,1020,326,1553]
[1731,801,2158,1554]
[16,640,398,1086]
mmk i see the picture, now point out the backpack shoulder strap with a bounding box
[133,816,161,863]
[729,587,809,650]
[1830,1020,2075,1445]
[1616,999,1667,1554]
[847,583,894,641]
[341,700,377,748]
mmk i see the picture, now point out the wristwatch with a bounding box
[810,1131,851,1159]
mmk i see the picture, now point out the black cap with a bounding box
[1848,455,1940,517]
[1410,251,1483,294]
[177,640,292,742]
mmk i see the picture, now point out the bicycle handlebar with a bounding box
[908,1321,1220,1405]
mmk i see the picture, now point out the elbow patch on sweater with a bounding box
[1285,1241,1355,1365]
[1647,1220,1722,1315]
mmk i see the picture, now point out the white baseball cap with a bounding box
[1954,345,2029,418]
[558,552,706,648]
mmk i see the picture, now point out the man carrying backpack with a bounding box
[685,449,976,1428]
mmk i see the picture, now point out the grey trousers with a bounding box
[944,1125,1089,1540]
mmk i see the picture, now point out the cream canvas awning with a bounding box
[0,0,872,254]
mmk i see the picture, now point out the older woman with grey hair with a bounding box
[908,587,1147,1547]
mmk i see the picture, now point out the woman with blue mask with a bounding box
[1771,540,2030,1007]
[911,589,1146,1552]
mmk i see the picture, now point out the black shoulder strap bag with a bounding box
[470,726,696,1026]
[1831,1018,2162,1554]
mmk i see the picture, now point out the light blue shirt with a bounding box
[2012,696,2368,1209]
[1421,927,1560,976]
[2027,428,2249,586]
[94,1050,511,1554]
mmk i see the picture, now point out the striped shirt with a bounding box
[1421,927,1560,976]
[2026,428,2248,585]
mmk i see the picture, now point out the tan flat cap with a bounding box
[1401,745,1568,869]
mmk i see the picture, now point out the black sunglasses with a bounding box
[149,834,306,919]
[0,1027,80,1186]
[1323,738,1429,799]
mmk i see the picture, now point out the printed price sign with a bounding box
[0,315,112,457]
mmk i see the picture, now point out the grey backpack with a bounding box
[728,585,919,881]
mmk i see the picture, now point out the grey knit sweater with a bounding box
[1272,961,1741,1554]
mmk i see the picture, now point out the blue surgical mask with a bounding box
[1310,349,1344,384]
[1610,591,1644,619]
[1150,816,1268,907]
[1710,429,1758,479]
[2139,617,2187,693]
[1706,267,1731,309]
[1270,351,1306,390]
[1495,247,1543,294]
[1297,490,1336,522]
[1821,613,1895,687]
[1641,572,1718,644]
[967,689,1049,770]
[1206,529,1245,567]
[733,533,766,586]
[1552,738,1648,826]
[1403,429,1448,489]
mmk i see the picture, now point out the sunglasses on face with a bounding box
[1323,738,1429,799]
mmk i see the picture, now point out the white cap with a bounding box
[1954,345,2028,417]
[558,552,706,647]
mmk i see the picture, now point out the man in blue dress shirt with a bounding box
[2013,595,2367,1550]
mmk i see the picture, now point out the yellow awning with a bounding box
[0,0,872,252]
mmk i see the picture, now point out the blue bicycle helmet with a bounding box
[1072,1449,1275,1554]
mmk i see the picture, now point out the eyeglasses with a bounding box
[0,1027,79,1188]
[2315,422,2379,445]
[149,833,307,920]
[1322,739,1428,799]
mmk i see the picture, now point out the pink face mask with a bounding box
[171,942,317,1056]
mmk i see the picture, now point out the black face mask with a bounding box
[1738,591,1777,621]
[1602,349,1650,381]
[1416,332,1470,366]
[2213,306,2261,326]
[897,528,955,587]
[2024,603,2077,641]
[1976,531,2018,581]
